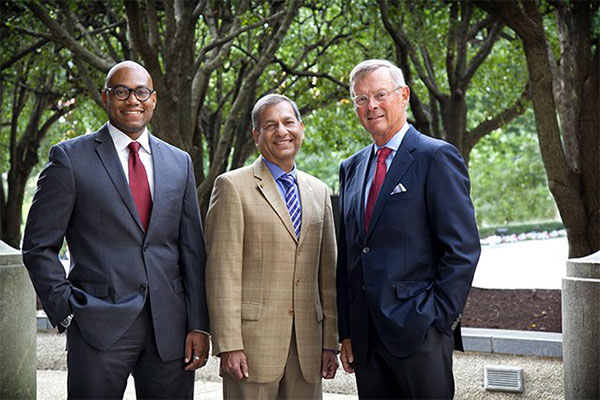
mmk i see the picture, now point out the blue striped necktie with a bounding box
[279,173,302,239]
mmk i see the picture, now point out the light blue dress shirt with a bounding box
[364,122,410,209]
[262,157,301,208]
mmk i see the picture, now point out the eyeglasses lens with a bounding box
[111,86,152,101]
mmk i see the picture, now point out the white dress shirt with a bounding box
[107,122,155,200]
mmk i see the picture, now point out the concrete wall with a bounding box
[0,241,36,399]
[562,250,600,399]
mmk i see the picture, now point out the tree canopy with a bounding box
[1,0,597,256]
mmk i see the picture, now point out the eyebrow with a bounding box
[262,115,296,124]
[355,86,392,95]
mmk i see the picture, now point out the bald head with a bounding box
[105,61,153,89]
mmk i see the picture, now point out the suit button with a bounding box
[362,247,370,253]
[140,284,147,292]
[295,279,300,286]
[288,308,294,316]
[143,245,149,252]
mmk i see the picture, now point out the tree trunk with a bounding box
[475,0,599,257]
[3,172,28,249]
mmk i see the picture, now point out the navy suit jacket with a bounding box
[22,124,209,361]
[336,126,480,363]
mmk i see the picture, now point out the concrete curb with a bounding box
[463,327,562,358]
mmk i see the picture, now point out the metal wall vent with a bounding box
[484,365,524,392]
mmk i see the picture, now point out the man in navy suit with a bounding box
[336,59,480,399]
[22,61,209,399]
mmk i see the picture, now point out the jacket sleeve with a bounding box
[336,162,351,341]
[319,186,339,350]
[426,144,481,335]
[205,174,245,355]
[22,144,75,329]
[178,153,210,333]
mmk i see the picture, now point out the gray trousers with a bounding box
[66,302,194,399]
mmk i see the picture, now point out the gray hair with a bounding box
[349,59,407,97]
[251,94,302,131]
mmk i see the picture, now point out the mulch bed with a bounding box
[462,288,562,333]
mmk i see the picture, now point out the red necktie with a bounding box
[365,147,392,232]
[128,142,152,231]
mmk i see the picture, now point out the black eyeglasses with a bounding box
[103,86,155,102]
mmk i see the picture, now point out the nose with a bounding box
[124,91,140,104]
[274,121,287,134]
[366,97,379,110]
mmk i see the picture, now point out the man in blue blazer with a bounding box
[22,61,209,399]
[336,59,480,399]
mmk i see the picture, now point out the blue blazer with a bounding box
[336,126,480,362]
[22,124,209,361]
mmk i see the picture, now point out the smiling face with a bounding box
[101,63,156,140]
[353,67,410,146]
[252,101,304,172]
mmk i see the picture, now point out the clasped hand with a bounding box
[220,349,339,381]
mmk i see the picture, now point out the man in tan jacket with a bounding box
[205,94,338,399]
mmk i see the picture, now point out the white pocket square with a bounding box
[391,183,407,195]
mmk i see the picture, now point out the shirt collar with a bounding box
[261,156,297,182]
[107,122,152,154]
[372,121,409,154]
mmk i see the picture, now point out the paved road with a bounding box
[472,237,567,290]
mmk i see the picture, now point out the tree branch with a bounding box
[0,38,50,71]
[193,9,286,75]
[27,2,113,72]
[462,21,504,86]
[467,84,530,150]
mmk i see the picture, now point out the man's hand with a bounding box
[321,350,339,379]
[340,339,355,373]
[184,331,209,371]
[220,350,249,380]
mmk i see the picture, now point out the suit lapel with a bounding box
[146,134,162,234]
[296,171,314,245]
[354,147,372,240]
[366,127,418,240]
[94,125,144,232]
[253,158,298,241]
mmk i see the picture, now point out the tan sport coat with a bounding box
[205,157,338,384]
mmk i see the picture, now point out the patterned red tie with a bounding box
[128,142,152,231]
[365,147,392,232]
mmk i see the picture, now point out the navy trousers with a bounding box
[355,315,455,399]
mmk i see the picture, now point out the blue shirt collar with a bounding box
[372,122,409,154]
[261,156,297,182]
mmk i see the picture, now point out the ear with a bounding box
[101,90,108,109]
[400,86,410,104]
[252,129,260,146]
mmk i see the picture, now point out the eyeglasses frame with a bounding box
[102,85,156,102]
[352,85,405,108]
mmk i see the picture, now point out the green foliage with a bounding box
[469,110,558,226]
[297,100,369,191]
[3,0,567,233]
